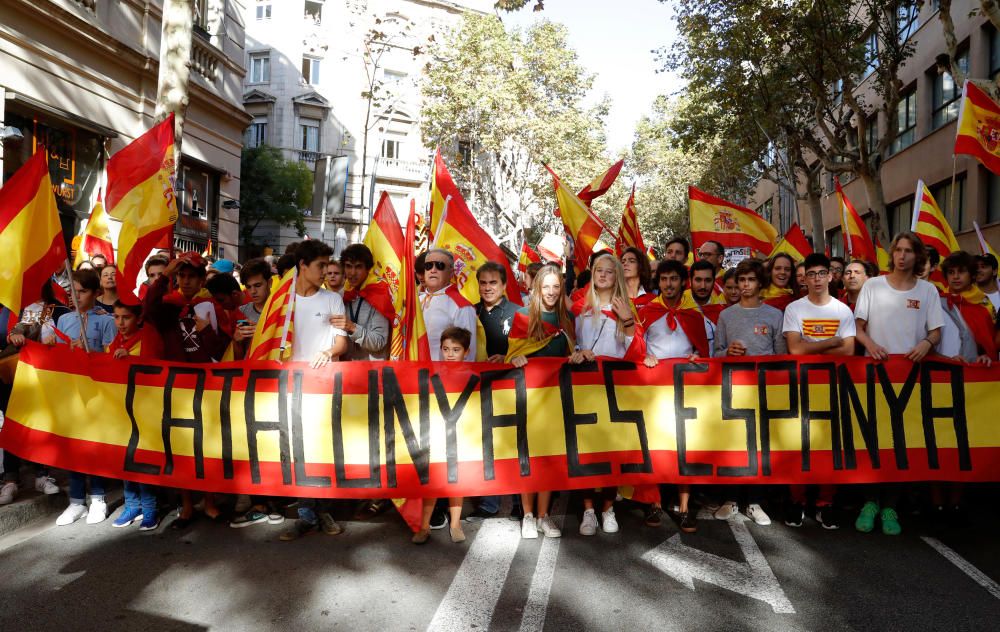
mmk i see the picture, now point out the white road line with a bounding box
[518,496,568,632]
[922,536,1000,600]
[427,518,522,631]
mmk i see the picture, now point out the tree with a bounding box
[420,13,610,237]
[238,146,314,247]
[155,0,194,178]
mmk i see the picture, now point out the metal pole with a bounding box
[63,260,89,353]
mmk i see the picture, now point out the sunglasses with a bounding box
[424,261,449,271]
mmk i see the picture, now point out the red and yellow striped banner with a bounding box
[615,184,645,256]
[911,180,960,257]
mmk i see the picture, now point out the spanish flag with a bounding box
[615,184,646,256]
[428,150,521,306]
[954,80,1000,175]
[401,203,431,361]
[73,193,114,269]
[911,180,960,257]
[352,192,406,358]
[689,186,777,254]
[547,163,605,274]
[875,236,891,273]
[517,240,541,277]
[578,159,624,204]
[0,150,67,314]
[505,311,563,362]
[836,178,878,264]
[769,223,812,262]
[107,114,178,302]
[247,268,296,362]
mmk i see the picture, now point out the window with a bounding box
[989,171,1000,224]
[892,89,917,154]
[991,27,1000,80]
[933,51,969,129]
[757,198,774,223]
[302,57,321,85]
[304,1,322,25]
[864,30,879,77]
[381,139,400,159]
[866,115,879,157]
[888,198,913,237]
[249,53,270,83]
[245,117,267,148]
[299,118,320,154]
[896,3,919,44]
[192,0,210,31]
[930,176,968,231]
[827,227,844,257]
[256,2,272,20]
[831,78,843,105]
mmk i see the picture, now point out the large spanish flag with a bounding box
[0,151,67,314]
[769,223,812,262]
[73,193,115,268]
[911,180,960,257]
[955,80,1000,175]
[547,163,605,273]
[836,178,878,264]
[355,192,409,359]
[428,150,521,306]
[517,240,541,277]
[247,268,296,362]
[615,184,646,256]
[689,186,777,254]
[107,114,178,302]
[401,203,431,361]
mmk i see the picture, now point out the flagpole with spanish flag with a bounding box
[955,80,1000,175]
[688,185,777,254]
[836,178,878,264]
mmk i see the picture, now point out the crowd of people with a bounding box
[0,228,996,545]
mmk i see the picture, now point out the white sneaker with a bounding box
[57,503,88,526]
[86,499,108,524]
[579,508,598,536]
[521,512,538,539]
[35,476,59,495]
[0,481,17,505]
[601,508,619,533]
[714,500,738,520]
[538,515,562,538]
[233,494,252,514]
[746,503,771,526]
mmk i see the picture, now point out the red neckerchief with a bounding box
[162,288,215,318]
[108,331,142,355]
[638,295,709,358]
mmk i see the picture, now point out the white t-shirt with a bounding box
[291,289,347,362]
[576,305,634,358]
[782,295,856,342]
[644,313,693,359]
[421,289,478,361]
[854,276,945,355]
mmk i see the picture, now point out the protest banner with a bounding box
[2,343,998,498]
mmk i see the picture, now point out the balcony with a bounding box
[376,157,429,183]
[299,150,322,163]
[190,34,224,84]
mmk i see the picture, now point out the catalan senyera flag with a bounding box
[401,203,431,361]
[428,150,521,306]
[356,192,406,358]
[0,150,67,314]
[517,240,541,276]
[955,80,1000,175]
[547,164,605,273]
[107,114,178,302]
[247,268,296,362]
[615,184,646,256]
[689,186,777,254]
[768,223,813,262]
[73,193,114,269]
[835,178,878,264]
[911,180,960,257]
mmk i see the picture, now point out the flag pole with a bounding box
[949,155,958,220]
[277,267,297,361]
[63,260,89,353]
[430,195,451,249]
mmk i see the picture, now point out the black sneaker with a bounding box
[429,508,448,530]
[230,509,268,529]
[948,505,971,529]
[784,503,804,527]
[464,508,497,523]
[644,505,663,527]
[815,505,840,530]
[509,504,524,521]
[678,511,697,533]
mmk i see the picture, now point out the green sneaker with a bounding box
[880,508,902,535]
[855,501,878,533]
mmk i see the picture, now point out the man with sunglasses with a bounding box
[420,248,478,361]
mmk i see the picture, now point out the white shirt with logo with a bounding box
[853,276,945,355]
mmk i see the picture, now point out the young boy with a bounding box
[413,326,471,545]
[107,301,162,530]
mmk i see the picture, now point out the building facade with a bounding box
[239,0,494,255]
[0,0,250,260]
[750,1,1000,255]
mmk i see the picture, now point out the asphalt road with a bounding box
[0,490,997,632]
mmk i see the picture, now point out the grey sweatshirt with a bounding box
[714,303,788,357]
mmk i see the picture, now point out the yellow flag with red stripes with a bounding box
[247,268,296,362]
[911,180,960,257]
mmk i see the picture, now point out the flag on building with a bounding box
[911,180,960,257]
[428,149,521,306]
[73,193,114,268]
[106,114,178,302]
[954,80,1000,175]
[401,203,431,361]
[247,268,296,362]
[0,150,67,314]
[547,163,606,273]
[615,184,646,256]
[688,186,777,254]
[836,178,878,264]
[517,240,541,276]
[768,223,813,262]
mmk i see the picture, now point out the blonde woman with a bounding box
[507,265,575,539]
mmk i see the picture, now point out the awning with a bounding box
[4,91,119,138]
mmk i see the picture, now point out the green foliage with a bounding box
[239,146,314,245]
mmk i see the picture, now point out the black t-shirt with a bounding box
[477,297,518,357]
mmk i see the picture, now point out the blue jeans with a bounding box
[124,481,157,516]
[69,472,106,503]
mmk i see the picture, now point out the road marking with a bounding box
[518,496,567,632]
[427,517,521,631]
[642,515,795,614]
[922,536,1000,600]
